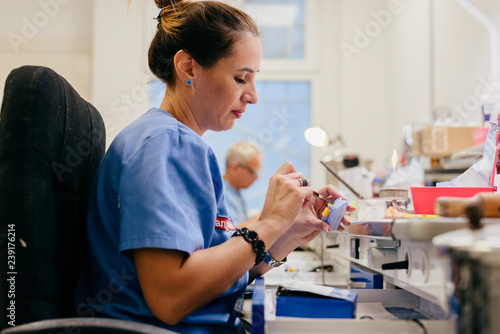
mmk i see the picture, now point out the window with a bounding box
[244,0,305,59]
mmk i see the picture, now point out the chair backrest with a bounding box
[0,66,106,329]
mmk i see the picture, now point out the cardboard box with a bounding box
[412,126,477,158]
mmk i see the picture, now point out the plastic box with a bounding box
[275,282,357,319]
[276,295,356,319]
[410,186,497,215]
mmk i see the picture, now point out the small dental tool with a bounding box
[313,191,334,205]
[320,161,364,199]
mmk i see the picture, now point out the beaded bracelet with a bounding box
[231,227,266,266]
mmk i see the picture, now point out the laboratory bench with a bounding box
[240,217,492,333]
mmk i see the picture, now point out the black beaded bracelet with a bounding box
[231,227,266,266]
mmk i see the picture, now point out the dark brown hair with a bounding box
[150,0,259,86]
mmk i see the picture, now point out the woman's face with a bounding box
[190,33,261,134]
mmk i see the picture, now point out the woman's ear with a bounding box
[174,50,195,83]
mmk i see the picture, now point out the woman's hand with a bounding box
[258,161,313,232]
[299,184,355,232]
[264,185,356,261]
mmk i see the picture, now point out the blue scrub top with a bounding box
[74,108,248,333]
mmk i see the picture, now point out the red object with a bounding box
[412,122,500,215]
[472,127,489,145]
[411,186,497,215]
[490,147,499,186]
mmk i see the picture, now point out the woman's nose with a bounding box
[242,83,258,104]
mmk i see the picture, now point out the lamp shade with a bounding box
[304,126,329,148]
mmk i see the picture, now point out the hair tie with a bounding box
[155,8,164,24]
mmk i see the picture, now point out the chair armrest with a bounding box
[0,317,178,334]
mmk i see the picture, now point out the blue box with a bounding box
[275,282,357,319]
[350,263,383,289]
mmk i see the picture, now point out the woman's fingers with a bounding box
[260,163,315,230]
[273,161,297,175]
[317,184,356,212]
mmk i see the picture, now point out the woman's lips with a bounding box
[232,110,244,119]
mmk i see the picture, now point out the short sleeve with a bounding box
[117,130,221,257]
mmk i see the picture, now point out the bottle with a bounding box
[434,192,500,218]
[482,101,494,127]
[481,82,500,127]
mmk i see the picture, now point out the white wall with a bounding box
[334,0,431,172]
[0,0,93,101]
[0,0,159,146]
[91,0,158,144]
[327,0,500,172]
[433,0,500,126]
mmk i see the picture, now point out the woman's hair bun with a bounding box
[149,0,259,85]
[154,0,183,9]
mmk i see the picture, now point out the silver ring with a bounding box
[298,177,309,187]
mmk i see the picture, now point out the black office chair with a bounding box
[0,66,175,334]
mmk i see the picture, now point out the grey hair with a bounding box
[225,141,260,168]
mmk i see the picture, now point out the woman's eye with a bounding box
[235,77,246,84]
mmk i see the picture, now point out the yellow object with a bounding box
[322,207,331,219]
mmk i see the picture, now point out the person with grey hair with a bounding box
[223,141,261,226]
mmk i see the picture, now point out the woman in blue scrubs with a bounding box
[74,0,354,333]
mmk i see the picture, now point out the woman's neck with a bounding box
[159,90,204,136]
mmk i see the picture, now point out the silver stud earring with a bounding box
[186,80,192,86]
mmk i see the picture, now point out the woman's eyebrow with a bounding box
[238,67,260,73]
